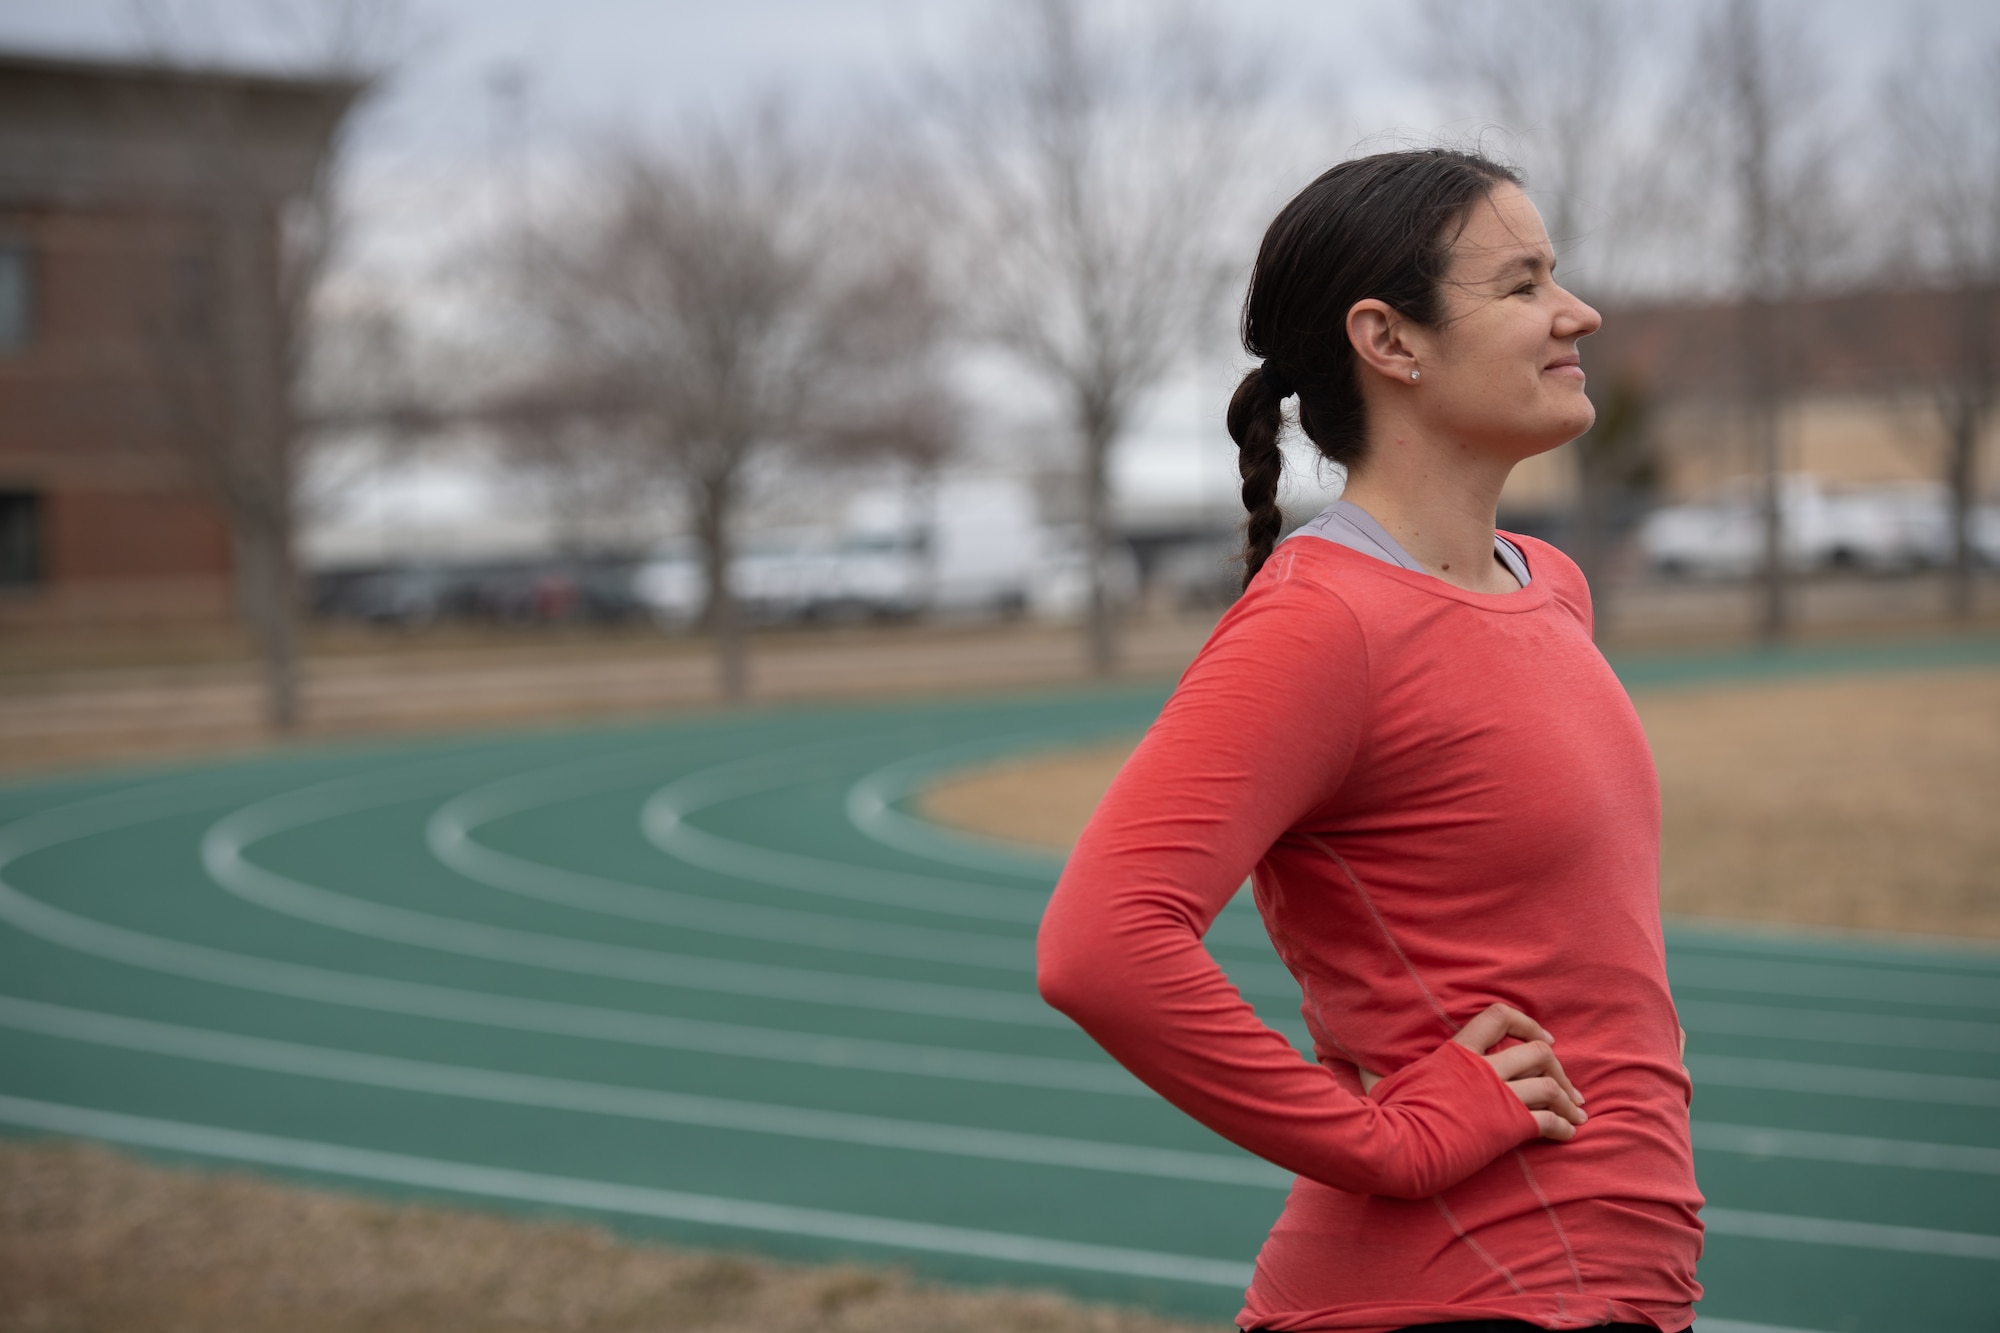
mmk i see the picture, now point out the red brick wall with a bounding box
[0,200,240,621]
[46,487,231,581]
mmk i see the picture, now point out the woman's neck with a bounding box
[1336,432,1521,594]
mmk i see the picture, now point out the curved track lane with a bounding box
[2,673,1998,1329]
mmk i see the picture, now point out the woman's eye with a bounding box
[1513,283,1537,297]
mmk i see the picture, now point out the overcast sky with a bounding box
[12,1,1995,166]
[5,0,1997,523]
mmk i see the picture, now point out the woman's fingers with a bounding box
[1449,1005,1589,1142]
[1505,1074,1587,1134]
[1485,1039,1584,1106]
[1451,1002,1554,1055]
[1432,1005,1589,1143]
[1530,1109,1580,1142]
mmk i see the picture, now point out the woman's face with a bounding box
[1408,182,1602,460]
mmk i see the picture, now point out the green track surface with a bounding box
[3,637,1997,1331]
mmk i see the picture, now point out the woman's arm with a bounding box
[1037,577,1559,1199]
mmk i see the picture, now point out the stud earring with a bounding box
[1409,369,1420,381]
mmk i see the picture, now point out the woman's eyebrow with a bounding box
[1488,252,1557,283]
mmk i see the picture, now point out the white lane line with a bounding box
[1690,1054,2000,1108]
[1692,1121,2000,1175]
[1665,925,2000,975]
[0,1093,1256,1288]
[0,832,1144,1096]
[838,734,1280,954]
[201,782,1067,1029]
[0,881,1139,1091]
[1703,1207,2000,1261]
[641,757,1049,925]
[430,744,1289,988]
[0,995,1281,1186]
[6,1087,1989,1269]
[430,772,1035,972]
[640,742,1277,959]
[1681,999,2000,1054]
[15,992,1993,1186]
[844,732,1087,878]
[0,781,1142,1092]
[1672,954,2000,1010]
[9,803,1986,1115]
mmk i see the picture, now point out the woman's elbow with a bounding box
[1034,940,1084,1016]
[1035,928,1107,1021]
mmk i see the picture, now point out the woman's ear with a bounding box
[1347,298,1421,385]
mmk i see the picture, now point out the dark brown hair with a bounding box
[1230,148,1520,586]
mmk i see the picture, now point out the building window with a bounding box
[0,492,42,585]
[0,243,31,352]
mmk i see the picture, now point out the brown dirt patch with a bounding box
[917,668,2000,940]
[0,1139,1217,1333]
[921,741,1142,853]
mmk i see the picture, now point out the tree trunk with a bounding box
[909,461,940,615]
[694,474,748,700]
[1751,398,1786,640]
[1080,416,1118,675]
[237,514,301,731]
[1946,396,1978,621]
[1743,297,1788,641]
[1572,446,1609,638]
[218,201,304,727]
[1943,285,1994,621]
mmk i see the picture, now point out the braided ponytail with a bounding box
[1229,365,1289,588]
[1229,148,1520,591]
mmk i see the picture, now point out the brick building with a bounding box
[0,50,356,630]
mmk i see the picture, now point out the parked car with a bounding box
[1979,505,2000,567]
[633,545,705,629]
[1640,475,1977,578]
[336,566,451,625]
[1026,527,1140,620]
[633,478,1054,628]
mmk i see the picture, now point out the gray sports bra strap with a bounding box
[1284,500,1531,588]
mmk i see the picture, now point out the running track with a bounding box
[2,638,1997,1330]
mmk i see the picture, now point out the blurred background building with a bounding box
[0,50,355,633]
[0,0,1993,726]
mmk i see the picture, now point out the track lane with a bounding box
[2,680,1997,1328]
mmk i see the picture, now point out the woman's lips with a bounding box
[1544,355,1584,380]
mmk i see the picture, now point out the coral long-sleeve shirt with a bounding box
[1037,533,1703,1332]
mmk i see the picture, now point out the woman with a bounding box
[1036,149,1703,1332]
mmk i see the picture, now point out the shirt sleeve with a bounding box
[1036,568,1536,1199]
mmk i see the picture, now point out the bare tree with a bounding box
[914,0,1261,672]
[1413,0,1648,620]
[129,0,406,728]
[1684,0,1845,640]
[1883,32,2000,619]
[509,108,950,697]
[1413,0,1636,269]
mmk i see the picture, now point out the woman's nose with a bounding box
[1558,286,1602,339]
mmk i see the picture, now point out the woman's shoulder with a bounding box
[1191,543,1374,678]
[1234,540,1375,627]
[1503,530,1596,630]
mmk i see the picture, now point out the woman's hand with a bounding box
[1352,1003,1586,1142]
[1452,1003,1587,1142]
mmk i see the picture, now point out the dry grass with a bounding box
[921,743,1137,854]
[919,668,2000,941]
[0,1140,1217,1333]
[1643,669,2000,938]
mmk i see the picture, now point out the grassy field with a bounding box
[1,1140,1204,1333]
[922,666,2000,940]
